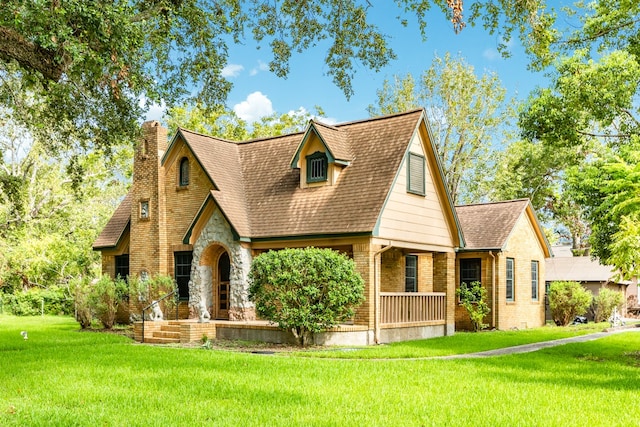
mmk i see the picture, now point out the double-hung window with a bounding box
[531,260,539,301]
[405,255,418,292]
[460,258,482,301]
[506,258,515,302]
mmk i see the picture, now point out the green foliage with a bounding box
[71,277,93,329]
[0,286,72,316]
[367,53,514,204]
[89,275,128,329]
[548,281,593,326]
[249,248,364,346]
[456,281,490,331]
[592,288,624,323]
[129,274,177,318]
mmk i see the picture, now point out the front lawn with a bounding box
[1,315,638,426]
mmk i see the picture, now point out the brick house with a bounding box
[455,200,552,330]
[94,109,549,344]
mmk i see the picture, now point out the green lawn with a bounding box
[1,315,638,426]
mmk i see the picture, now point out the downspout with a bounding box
[489,251,496,329]
[373,245,393,344]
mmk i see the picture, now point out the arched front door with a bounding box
[216,252,230,319]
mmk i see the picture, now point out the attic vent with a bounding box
[307,151,328,183]
[407,152,425,196]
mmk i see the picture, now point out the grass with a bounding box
[1,315,638,426]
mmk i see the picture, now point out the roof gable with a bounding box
[456,199,551,257]
[289,120,354,169]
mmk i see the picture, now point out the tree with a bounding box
[367,53,514,204]
[164,103,323,140]
[0,1,552,154]
[248,248,364,346]
[456,281,490,331]
[592,288,624,324]
[548,281,592,326]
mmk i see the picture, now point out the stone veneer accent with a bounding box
[189,207,255,320]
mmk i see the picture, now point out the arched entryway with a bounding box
[199,244,231,320]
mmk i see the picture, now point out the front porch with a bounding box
[134,292,448,345]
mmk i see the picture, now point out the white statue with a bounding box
[608,306,624,327]
[197,300,211,323]
[149,300,164,321]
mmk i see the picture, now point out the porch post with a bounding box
[434,252,456,336]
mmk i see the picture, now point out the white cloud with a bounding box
[222,63,244,78]
[233,91,274,122]
[483,48,499,61]
[139,96,166,122]
[250,60,269,76]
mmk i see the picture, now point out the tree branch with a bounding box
[0,26,67,81]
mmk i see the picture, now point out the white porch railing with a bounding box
[380,292,446,325]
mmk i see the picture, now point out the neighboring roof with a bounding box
[546,256,628,284]
[455,199,530,250]
[93,193,131,249]
[181,109,429,239]
[551,245,574,257]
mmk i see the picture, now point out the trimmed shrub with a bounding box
[249,247,365,346]
[90,275,128,329]
[593,288,624,323]
[71,277,93,329]
[548,281,593,326]
[456,281,490,331]
[129,274,177,319]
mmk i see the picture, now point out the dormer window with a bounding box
[179,157,190,186]
[306,151,328,183]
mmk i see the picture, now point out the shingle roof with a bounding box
[93,193,131,249]
[176,129,251,237]
[455,199,530,250]
[546,256,626,284]
[181,109,425,239]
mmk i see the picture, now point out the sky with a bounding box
[148,3,550,126]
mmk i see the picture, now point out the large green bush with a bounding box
[548,281,593,326]
[456,281,490,331]
[249,248,365,346]
[593,288,624,323]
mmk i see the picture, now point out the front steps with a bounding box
[134,320,216,344]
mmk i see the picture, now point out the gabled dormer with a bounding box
[290,120,354,189]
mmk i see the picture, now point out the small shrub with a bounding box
[456,281,490,331]
[129,274,177,318]
[548,281,593,326]
[1,287,73,316]
[90,275,128,329]
[249,247,365,346]
[593,288,624,323]
[71,277,93,329]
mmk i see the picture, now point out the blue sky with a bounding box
[149,4,550,125]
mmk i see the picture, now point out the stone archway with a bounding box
[199,244,230,320]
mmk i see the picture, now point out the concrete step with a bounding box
[145,336,180,344]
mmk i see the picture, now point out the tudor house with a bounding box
[94,109,549,344]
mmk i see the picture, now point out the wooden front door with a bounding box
[217,252,230,319]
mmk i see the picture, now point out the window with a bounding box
[306,151,328,183]
[139,200,149,219]
[407,152,425,195]
[179,157,190,186]
[506,258,515,301]
[405,255,418,292]
[115,254,129,281]
[531,260,539,301]
[460,258,481,300]
[174,251,193,300]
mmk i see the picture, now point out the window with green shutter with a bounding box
[407,152,425,196]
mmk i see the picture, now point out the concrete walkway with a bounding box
[439,325,640,359]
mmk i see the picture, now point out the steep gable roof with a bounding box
[93,193,131,249]
[456,199,550,256]
[182,109,427,240]
[290,120,354,167]
[171,129,251,237]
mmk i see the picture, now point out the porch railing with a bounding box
[380,292,446,324]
